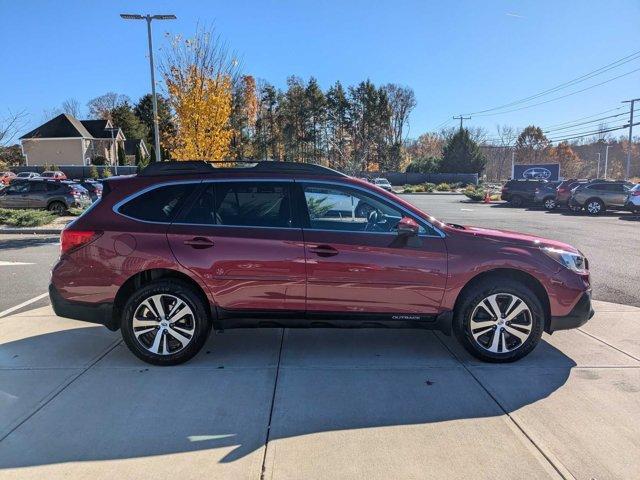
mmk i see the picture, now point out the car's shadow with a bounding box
[0,236,59,250]
[0,327,576,469]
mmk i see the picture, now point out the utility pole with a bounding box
[121,13,177,163]
[604,144,611,179]
[596,152,601,179]
[622,98,639,179]
[511,149,515,179]
[453,115,471,130]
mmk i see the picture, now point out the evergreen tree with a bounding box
[440,128,486,173]
[111,102,148,140]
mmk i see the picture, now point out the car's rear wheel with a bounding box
[48,201,66,215]
[585,198,605,216]
[509,195,524,207]
[543,197,557,210]
[454,281,544,362]
[121,280,211,366]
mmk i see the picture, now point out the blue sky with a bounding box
[1,0,639,140]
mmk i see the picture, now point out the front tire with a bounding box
[543,197,557,210]
[453,281,544,362]
[48,201,66,215]
[585,198,605,216]
[121,280,211,365]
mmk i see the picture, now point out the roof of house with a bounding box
[124,138,148,156]
[20,113,93,140]
[80,120,113,138]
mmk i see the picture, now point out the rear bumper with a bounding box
[547,292,594,333]
[49,283,117,330]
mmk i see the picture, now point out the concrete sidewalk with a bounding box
[0,301,638,479]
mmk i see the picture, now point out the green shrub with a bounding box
[68,207,87,216]
[89,165,99,180]
[435,183,451,192]
[424,183,436,192]
[0,208,55,227]
[102,167,113,178]
[464,188,485,202]
[402,186,416,193]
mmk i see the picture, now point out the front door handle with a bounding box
[183,237,215,249]
[308,244,339,257]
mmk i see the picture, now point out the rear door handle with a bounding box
[183,237,215,249]
[308,244,339,257]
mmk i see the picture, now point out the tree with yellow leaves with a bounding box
[162,26,240,161]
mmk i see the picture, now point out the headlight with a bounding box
[542,247,588,274]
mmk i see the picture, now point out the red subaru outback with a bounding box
[50,161,593,365]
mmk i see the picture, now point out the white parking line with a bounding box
[0,261,35,266]
[0,292,49,319]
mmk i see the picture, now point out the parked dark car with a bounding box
[0,179,91,213]
[50,161,593,366]
[569,180,634,215]
[501,179,549,207]
[41,170,67,180]
[533,181,561,210]
[78,180,103,202]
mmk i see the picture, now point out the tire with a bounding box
[509,195,524,207]
[543,197,557,210]
[585,198,605,216]
[48,201,66,215]
[121,279,211,366]
[453,280,545,363]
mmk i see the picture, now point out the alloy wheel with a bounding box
[544,198,556,210]
[587,201,602,214]
[469,293,533,354]
[132,294,196,355]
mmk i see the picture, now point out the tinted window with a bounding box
[302,183,431,234]
[29,182,47,192]
[181,185,215,224]
[119,184,191,222]
[7,183,29,193]
[216,182,292,227]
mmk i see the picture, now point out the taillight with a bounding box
[60,229,102,255]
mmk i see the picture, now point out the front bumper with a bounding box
[547,292,594,333]
[49,283,117,330]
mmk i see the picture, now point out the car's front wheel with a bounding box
[454,281,544,362]
[585,198,605,216]
[121,280,211,365]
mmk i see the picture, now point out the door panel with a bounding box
[1,182,30,208]
[299,182,447,316]
[168,182,306,312]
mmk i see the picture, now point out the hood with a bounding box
[449,225,579,253]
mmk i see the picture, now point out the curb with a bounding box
[397,192,465,195]
[0,228,62,235]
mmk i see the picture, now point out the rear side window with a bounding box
[179,182,293,228]
[118,184,192,223]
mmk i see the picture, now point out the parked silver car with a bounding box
[569,181,634,215]
[625,184,640,213]
[0,179,91,213]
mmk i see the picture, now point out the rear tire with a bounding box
[585,198,605,216]
[509,195,524,207]
[543,197,557,210]
[48,201,66,215]
[121,279,211,366]
[453,280,545,363]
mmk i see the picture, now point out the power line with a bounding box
[472,67,640,117]
[466,49,640,116]
[544,106,627,128]
[547,122,639,143]
[544,111,629,134]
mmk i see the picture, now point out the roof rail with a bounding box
[139,160,346,177]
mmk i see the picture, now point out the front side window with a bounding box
[7,183,29,194]
[179,182,293,228]
[118,183,192,223]
[302,183,429,234]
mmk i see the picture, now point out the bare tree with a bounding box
[384,84,416,145]
[0,110,28,146]
[61,98,82,118]
[41,107,62,122]
[494,124,518,180]
[87,92,130,120]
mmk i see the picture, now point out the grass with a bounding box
[0,208,56,227]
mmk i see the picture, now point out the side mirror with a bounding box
[397,216,419,236]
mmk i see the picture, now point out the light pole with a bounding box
[622,98,639,180]
[105,127,120,175]
[596,152,601,179]
[120,13,176,163]
[604,144,611,180]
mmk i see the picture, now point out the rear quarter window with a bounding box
[118,183,193,223]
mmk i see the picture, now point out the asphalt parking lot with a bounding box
[0,194,639,479]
